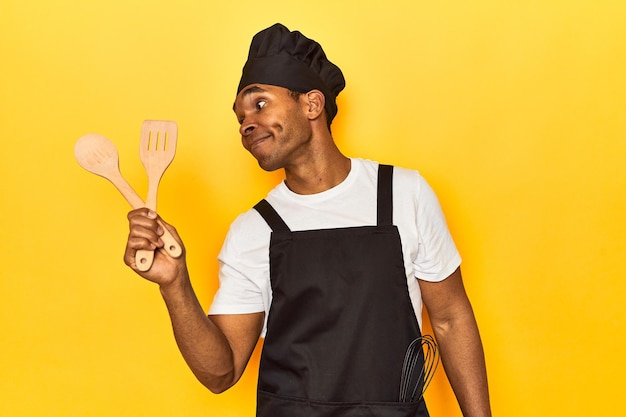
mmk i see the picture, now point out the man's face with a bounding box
[233,84,312,172]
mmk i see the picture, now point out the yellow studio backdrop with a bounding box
[1,0,624,416]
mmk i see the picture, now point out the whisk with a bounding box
[398,335,440,402]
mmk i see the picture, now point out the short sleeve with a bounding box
[399,170,461,282]
[208,210,271,317]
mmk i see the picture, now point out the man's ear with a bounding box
[304,90,325,120]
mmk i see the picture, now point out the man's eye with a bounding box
[256,100,267,110]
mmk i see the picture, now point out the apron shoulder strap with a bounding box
[254,199,291,232]
[377,164,394,226]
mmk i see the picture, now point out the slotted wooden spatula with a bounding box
[140,120,177,210]
[74,133,182,271]
[135,120,178,270]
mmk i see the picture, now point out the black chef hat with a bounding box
[237,23,346,124]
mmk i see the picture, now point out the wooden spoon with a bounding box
[74,133,182,271]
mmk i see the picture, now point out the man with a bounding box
[125,23,491,417]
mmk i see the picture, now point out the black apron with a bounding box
[253,165,429,417]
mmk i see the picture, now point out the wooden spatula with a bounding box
[74,133,182,271]
[135,120,178,269]
[139,120,177,210]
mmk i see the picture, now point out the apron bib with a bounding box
[254,165,429,417]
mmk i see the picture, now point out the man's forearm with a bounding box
[159,276,236,393]
[432,311,491,417]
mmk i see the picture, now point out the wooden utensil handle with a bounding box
[102,171,157,270]
[106,170,182,266]
[158,220,183,258]
[136,249,155,272]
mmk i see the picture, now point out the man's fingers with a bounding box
[127,207,153,220]
[127,210,163,245]
[124,208,164,269]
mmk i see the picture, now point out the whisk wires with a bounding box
[399,334,440,402]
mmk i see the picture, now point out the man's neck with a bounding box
[283,150,351,195]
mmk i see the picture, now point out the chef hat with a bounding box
[237,23,346,124]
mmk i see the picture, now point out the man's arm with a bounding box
[160,278,264,393]
[124,208,264,393]
[419,267,492,417]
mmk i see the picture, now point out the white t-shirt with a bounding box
[209,158,461,333]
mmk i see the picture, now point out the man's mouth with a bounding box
[249,134,271,151]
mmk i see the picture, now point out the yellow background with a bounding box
[1,0,625,416]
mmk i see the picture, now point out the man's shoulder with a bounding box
[356,159,425,187]
[225,205,271,248]
[232,205,269,229]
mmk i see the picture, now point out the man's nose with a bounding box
[240,119,256,136]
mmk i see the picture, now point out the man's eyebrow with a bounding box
[233,86,268,112]
[242,86,267,97]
